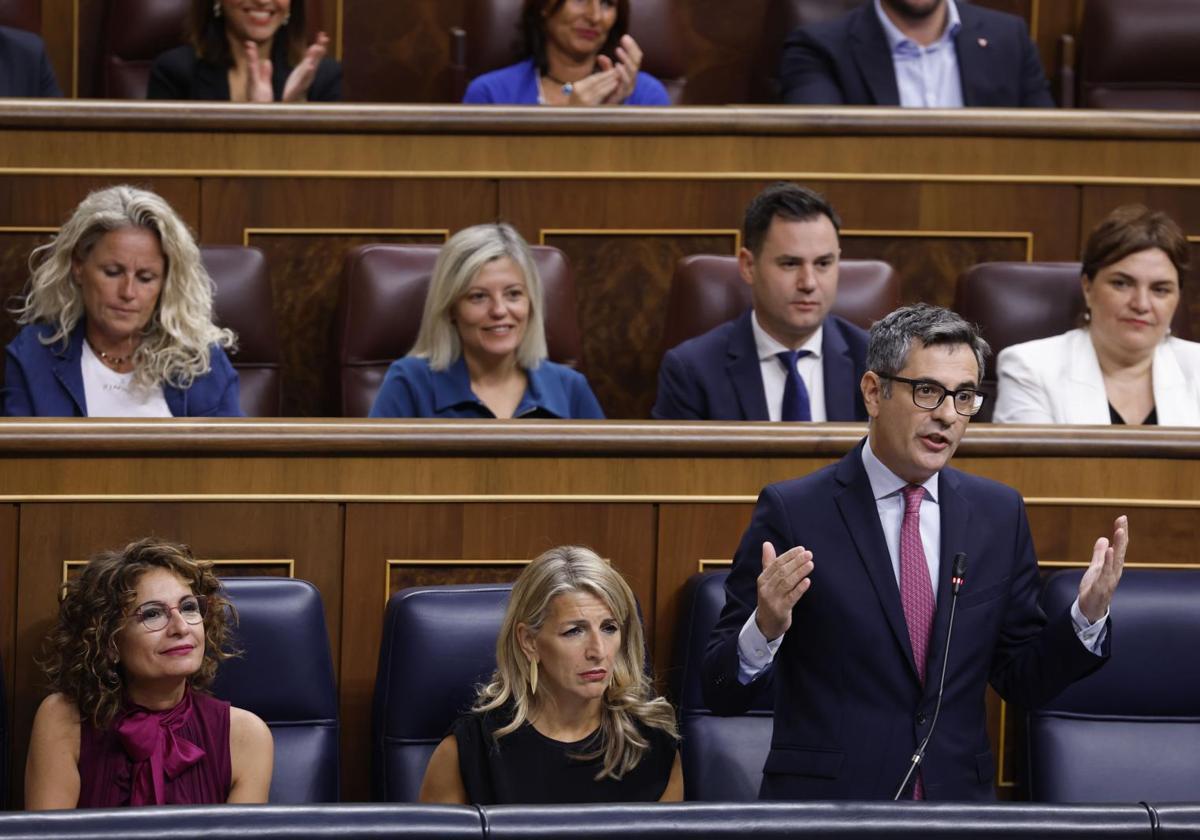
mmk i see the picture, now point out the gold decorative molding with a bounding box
[540,228,742,253]
[63,557,295,585]
[242,227,450,246]
[384,557,528,605]
[842,228,1035,262]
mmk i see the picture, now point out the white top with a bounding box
[751,312,827,422]
[994,328,1200,426]
[81,341,172,418]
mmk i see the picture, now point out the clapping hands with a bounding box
[242,31,330,103]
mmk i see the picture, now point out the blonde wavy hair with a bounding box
[39,538,238,730]
[13,185,235,391]
[408,223,548,371]
[474,545,678,781]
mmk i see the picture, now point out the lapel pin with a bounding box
[977,37,988,48]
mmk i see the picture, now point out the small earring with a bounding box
[212,0,222,17]
[1083,309,1091,324]
[528,658,538,696]
[281,12,290,25]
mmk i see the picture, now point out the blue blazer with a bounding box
[368,356,605,419]
[0,26,62,97]
[463,57,669,105]
[702,441,1108,801]
[3,323,243,417]
[652,311,869,421]
[780,1,1053,107]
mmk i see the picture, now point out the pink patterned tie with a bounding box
[900,484,935,800]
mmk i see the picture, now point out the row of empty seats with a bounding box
[208,243,1194,420]
[5,0,1200,107]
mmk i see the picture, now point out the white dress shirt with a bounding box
[751,312,826,422]
[736,438,1107,682]
[874,0,964,108]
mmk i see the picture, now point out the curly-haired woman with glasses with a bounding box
[25,538,272,809]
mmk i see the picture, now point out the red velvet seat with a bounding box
[100,0,190,98]
[0,0,38,31]
[659,254,900,358]
[451,0,686,102]
[202,246,283,417]
[335,243,583,417]
[1077,0,1200,110]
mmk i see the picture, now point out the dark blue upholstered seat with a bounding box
[211,577,339,803]
[674,571,773,801]
[372,584,512,802]
[1028,568,1200,802]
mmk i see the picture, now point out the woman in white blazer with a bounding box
[995,205,1200,426]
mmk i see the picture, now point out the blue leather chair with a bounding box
[674,571,773,801]
[211,577,339,803]
[1028,568,1200,802]
[372,584,512,802]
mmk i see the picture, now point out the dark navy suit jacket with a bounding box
[3,322,242,417]
[702,441,1108,800]
[780,1,1054,107]
[0,26,62,97]
[652,311,869,421]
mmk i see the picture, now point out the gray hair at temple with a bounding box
[866,304,990,395]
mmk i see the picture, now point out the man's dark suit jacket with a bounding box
[780,1,1054,107]
[702,441,1108,800]
[0,26,62,97]
[652,311,869,421]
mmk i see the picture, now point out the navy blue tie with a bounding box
[777,349,813,422]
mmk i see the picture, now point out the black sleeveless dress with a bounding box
[452,707,677,804]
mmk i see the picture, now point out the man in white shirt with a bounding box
[652,182,870,421]
[702,303,1126,800]
[780,0,1054,108]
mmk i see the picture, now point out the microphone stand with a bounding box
[893,552,968,801]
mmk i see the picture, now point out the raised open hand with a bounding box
[755,541,814,641]
[1078,515,1128,623]
[282,32,330,103]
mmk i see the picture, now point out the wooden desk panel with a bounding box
[0,420,1197,804]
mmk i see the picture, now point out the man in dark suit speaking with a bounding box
[780,0,1053,108]
[703,304,1127,800]
[652,183,869,422]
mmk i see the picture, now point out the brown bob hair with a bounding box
[1081,204,1190,285]
[40,538,237,729]
[190,0,310,68]
[521,0,630,75]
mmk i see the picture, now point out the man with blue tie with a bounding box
[703,304,1127,800]
[780,0,1053,108]
[652,183,869,422]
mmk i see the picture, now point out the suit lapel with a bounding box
[953,5,987,106]
[850,4,901,105]
[53,326,87,416]
[821,318,856,421]
[728,311,770,420]
[834,446,917,678]
[926,467,969,697]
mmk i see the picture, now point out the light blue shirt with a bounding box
[736,438,1107,682]
[873,0,964,108]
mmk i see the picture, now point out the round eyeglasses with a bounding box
[877,374,986,416]
[132,595,208,632]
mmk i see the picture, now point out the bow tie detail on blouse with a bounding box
[115,688,206,805]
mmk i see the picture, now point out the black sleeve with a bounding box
[308,57,342,102]
[36,39,62,97]
[1015,18,1054,107]
[779,27,847,105]
[147,46,196,100]
[451,713,496,805]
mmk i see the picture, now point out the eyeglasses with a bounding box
[877,374,986,416]
[132,596,207,632]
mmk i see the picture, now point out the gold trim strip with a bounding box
[63,557,295,584]
[843,229,1034,261]
[71,0,79,99]
[1029,0,1040,41]
[1,493,1196,506]
[998,700,1012,787]
[540,228,742,253]
[335,0,344,62]
[0,226,58,233]
[242,227,450,246]
[8,169,1200,188]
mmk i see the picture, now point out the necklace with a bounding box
[87,339,132,369]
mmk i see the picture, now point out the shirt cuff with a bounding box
[1070,596,1108,654]
[736,608,783,684]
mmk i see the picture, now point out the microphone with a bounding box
[893,552,968,800]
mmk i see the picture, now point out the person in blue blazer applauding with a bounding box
[464,0,668,106]
[4,186,241,417]
[369,223,604,420]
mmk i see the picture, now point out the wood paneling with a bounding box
[9,501,343,807]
